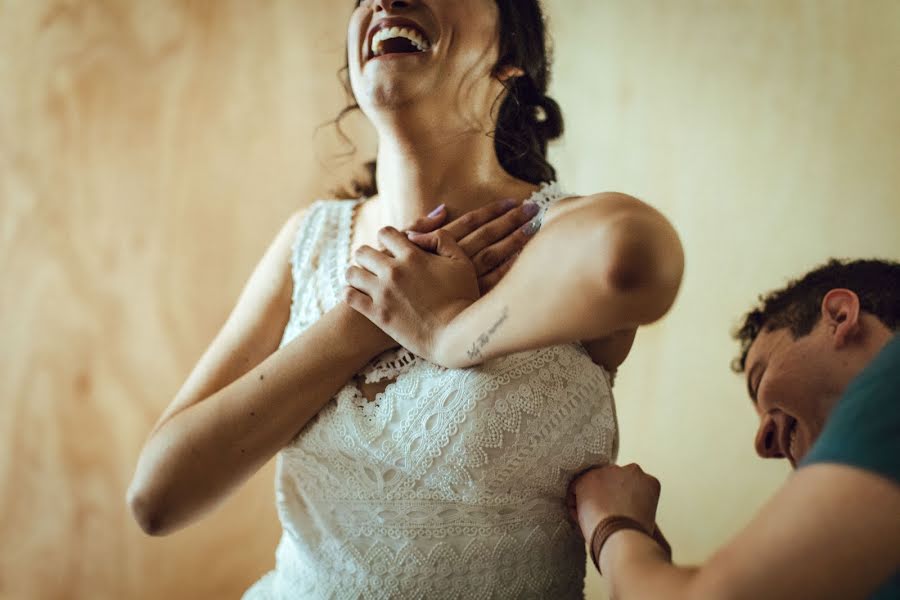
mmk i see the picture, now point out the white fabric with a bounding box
[243,183,619,599]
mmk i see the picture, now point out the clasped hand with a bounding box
[342,199,539,366]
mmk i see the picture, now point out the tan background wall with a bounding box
[1,1,898,599]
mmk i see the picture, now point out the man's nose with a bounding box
[754,414,786,459]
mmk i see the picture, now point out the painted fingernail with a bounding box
[521,220,541,235]
[501,198,518,209]
[522,202,540,218]
[428,204,446,217]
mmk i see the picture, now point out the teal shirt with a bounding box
[801,334,900,600]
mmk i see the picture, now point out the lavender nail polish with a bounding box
[428,204,446,217]
[521,220,541,236]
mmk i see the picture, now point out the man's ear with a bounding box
[821,289,861,348]
[494,64,525,82]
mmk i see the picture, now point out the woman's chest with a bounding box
[281,344,618,500]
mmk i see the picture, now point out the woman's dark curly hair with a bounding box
[333,0,563,198]
[732,258,900,372]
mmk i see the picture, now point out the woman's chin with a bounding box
[357,78,432,112]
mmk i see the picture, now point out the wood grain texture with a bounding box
[0,2,366,599]
[1,1,898,599]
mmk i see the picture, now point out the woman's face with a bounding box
[348,0,506,123]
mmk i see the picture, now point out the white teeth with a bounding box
[370,25,431,56]
[789,424,798,455]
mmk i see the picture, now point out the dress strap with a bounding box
[288,201,325,283]
[522,181,571,228]
[280,199,358,348]
[325,199,360,307]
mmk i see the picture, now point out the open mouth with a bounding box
[784,418,799,465]
[366,18,432,61]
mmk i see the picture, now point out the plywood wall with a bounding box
[1,1,898,599]
[0,2,362,598]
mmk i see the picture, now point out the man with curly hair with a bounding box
[569,258,900,599]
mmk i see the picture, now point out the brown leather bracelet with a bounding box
[589,516,673,575]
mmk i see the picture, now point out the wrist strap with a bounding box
[590,516,672,575]
[650,525,673,564]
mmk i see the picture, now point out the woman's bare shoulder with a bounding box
[542,191,652,227]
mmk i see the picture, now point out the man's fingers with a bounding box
[459,201,540,256]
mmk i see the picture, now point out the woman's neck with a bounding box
[370,117,538,227]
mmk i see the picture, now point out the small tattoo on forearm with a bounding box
[467,307,509,361]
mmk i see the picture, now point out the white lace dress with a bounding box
[243,182,619,599]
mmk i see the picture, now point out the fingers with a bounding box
[470,217,536,276]
[477,253,519,295]
[409,200,537,268]
[378,226,419,260]
[405,204,447,234]
[412,229,467,258]
[458,201,540,258]
[354,245,392,277]
[342,285,374,319]
[623,463,662,495]
[345,265,379,296]
[439,198,519,241]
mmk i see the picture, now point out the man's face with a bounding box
[744,323,847,468]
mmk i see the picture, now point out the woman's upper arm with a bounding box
[543,192,682,361]
[150,208,307,434]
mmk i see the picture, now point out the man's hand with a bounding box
[568,464,662,540]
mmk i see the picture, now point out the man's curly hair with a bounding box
[732,258,900,373]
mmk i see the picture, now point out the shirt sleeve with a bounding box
[800,337,900,485]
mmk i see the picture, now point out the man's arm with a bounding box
[598,464,900,600]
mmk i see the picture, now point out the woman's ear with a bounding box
[494,64,525,82]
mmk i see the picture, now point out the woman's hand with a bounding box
[409,199,540,294]
[343,226,479,363]
[568,464,662,540]
[343,199,540,362]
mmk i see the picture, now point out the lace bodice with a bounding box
[243,183,619,599]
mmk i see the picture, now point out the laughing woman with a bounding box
[128,0,683,598]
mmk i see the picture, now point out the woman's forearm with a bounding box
[437,197,684,368]
[127,303,391,535]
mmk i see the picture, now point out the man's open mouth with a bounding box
[783,418,798,465]
[366,18,432,61]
